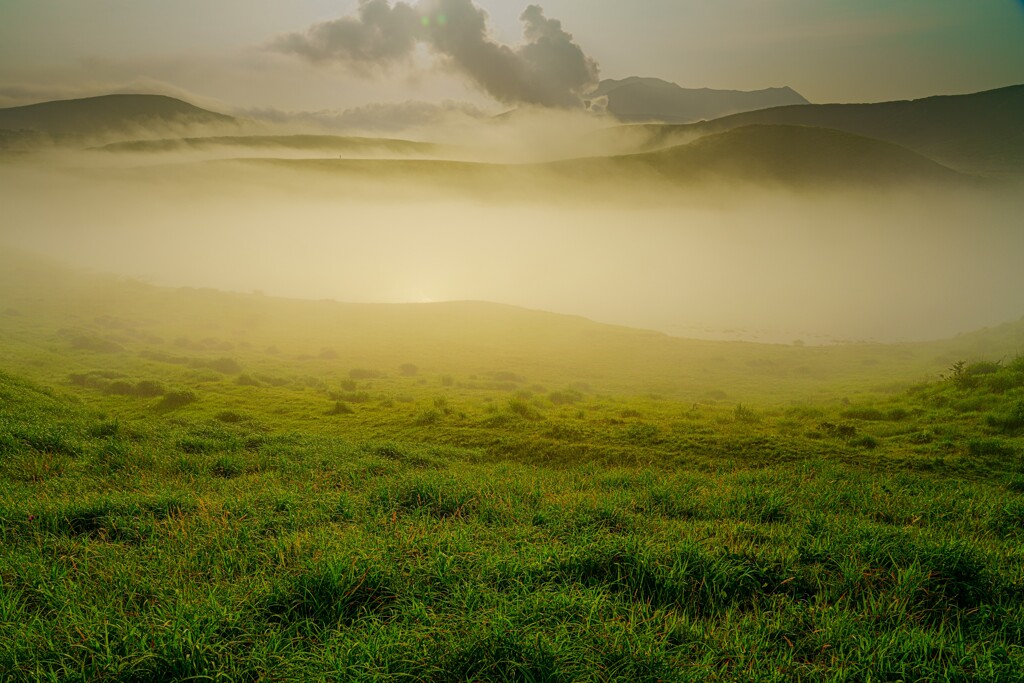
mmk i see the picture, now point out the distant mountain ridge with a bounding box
[0,94,238,136]
[4,85,1017,181]
[589,77,809,123]
[604,83,1024,175]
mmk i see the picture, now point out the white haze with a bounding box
[2,143,1023,345]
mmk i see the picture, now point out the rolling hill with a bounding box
[0,94,238,137]
[5,85,1018,181]
[588,77,809,123]
[223,123,967,197]
[602,124,967,186]
[596,84,1024,176]
[3,250,1024,681]
[93,134,451,158]
[1,250,1021,404]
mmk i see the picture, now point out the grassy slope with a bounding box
[1,256,1024,680]
[0,94,237,136]
[3,251,1021,410]
[596,83,1024,176]
[577,124,966,187]
[226,124,970,199]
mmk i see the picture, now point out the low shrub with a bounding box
[211,455,246,478]
[508,397,542,420]
[986,401,1024,434]
[734,403,759,423]
[326,401,354,416]
[266,560,398,626]
[215,410,245,424]
[414,409,442,425]
[623,422,661,444]
[133,379,165,397]
[850,434,879,449]
[968,438,1015,457]
[159,389,197,410]
[203,357,242,374]
[819,421,857,439]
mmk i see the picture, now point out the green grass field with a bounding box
[1,253,1023,681]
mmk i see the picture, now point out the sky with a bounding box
[0,0,1022,112]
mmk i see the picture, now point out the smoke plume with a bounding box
[272,0,599,108]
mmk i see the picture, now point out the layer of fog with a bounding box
[2,153,1022,345]
[2,105,635,167]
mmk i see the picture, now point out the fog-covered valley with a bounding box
[2,131,1022,344]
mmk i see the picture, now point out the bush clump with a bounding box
[326,401,355,416]
[159,389,198,410]
[946,360,1003,390]
[236,374,262,387]
[733,403,759,423]
[850,434,879,449]
[211,455,246,478]
[819,421,857,439]
[508,397,543,420]
[968,438,1014,457]
[203,357,242,374]
[414,409,442,426]
[133,380,165,397]
[104,380,136,396]
[986,401,1024,435]
[103,379,165,398]
[266,560,398,626]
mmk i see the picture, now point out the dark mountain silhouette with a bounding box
[0,94,238,136]
[607,124,966,186]
[600,83,1024,175]
[588,77,809,123]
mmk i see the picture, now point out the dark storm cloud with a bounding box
[271,0,421,71]
[271,0,599,108]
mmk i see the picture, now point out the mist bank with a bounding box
[3,246,1024,406]
[2,148,1021,345]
